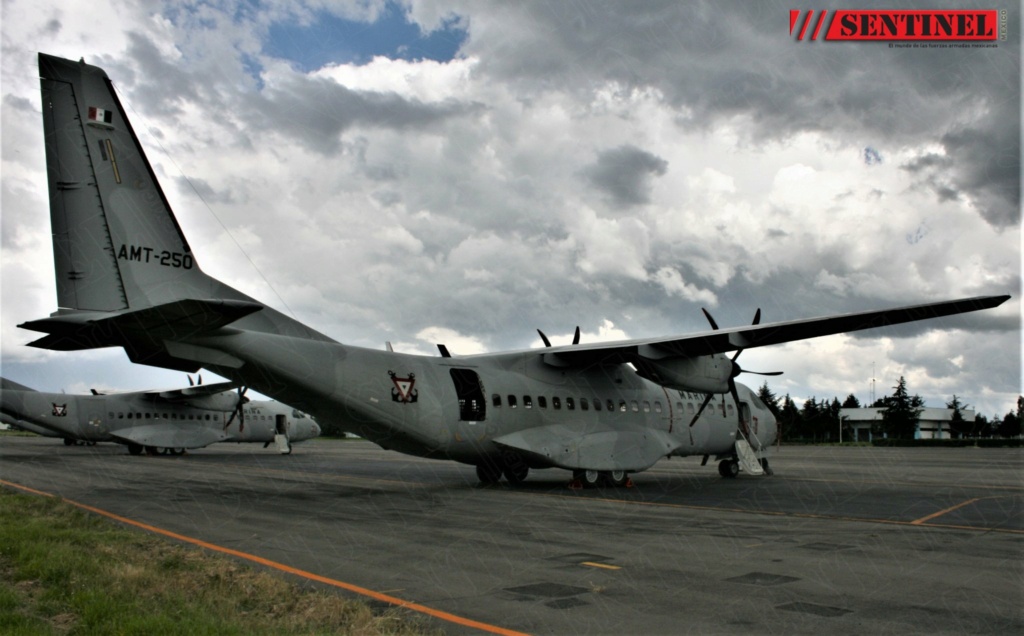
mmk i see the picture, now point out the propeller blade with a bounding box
[752,308,761,326]
[187,375,194,387]
[689,392,715,428]
[538,329,552,348]
[745,370,783,376]
[701,308,719,331]
[572,326,581,345]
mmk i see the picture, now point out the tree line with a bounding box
[756,377,1024,442]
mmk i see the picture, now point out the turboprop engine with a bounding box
[632,354,733,393]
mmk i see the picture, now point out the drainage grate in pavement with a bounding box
[777,601,852,618]
[505,582,590,599]
[725,572,800,587]
[800,542,856,551]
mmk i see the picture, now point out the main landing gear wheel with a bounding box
[572,470,604,487]
[476,462,502,485]
[503,463,529,485]
[718,459,739,478]
[604,470,629,487]
[127,443,143,456]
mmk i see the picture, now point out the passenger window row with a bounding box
[489,395,735,417]
[108,411,272,421]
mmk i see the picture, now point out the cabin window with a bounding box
[553,397,561,410]
[619,400,627,412]
[492,394,502,407]
[580,398,589,411]
[683,402,691,414]
[145,413,151,419]
[643,401,651,413]
[631,401,639,412]
[126,412,133,419]
[538,396,547,409]
[607,399,616,412]
[654,401,662,413]
[566,398,575,410]
[524,395,533,409]
[593,399,602,411]
[508,395,517,408]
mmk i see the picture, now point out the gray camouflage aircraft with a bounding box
[19,54,1009,486]
[0,376,320,454]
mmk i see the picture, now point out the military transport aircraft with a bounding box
[19,54,1009,486]
[0,376,320,455]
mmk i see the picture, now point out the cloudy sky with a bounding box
[1,0,1020,420]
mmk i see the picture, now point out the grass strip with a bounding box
[0,489,439,635]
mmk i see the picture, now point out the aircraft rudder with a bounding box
[39,53,217,311]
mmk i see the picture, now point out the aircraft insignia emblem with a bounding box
[51,403,68,417]
[389,371,418,404]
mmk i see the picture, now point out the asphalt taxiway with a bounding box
[1,436,1021,635]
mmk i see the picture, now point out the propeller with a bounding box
[689,308,782,431]
[537,326,581,348]
[224,386,249,431]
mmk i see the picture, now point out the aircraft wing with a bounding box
[531,295,1010,367]
[110,423,230,449]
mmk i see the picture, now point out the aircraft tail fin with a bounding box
[27,54,336,370]
[39,53,226,311]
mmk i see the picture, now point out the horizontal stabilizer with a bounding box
[110,423,230,449]
[1,378,37,392]
[494,425,679,471]
[19,299,262,365]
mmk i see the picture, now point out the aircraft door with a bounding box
[449,369,485,421]
[274,414,291,454]
[739,402,763,447]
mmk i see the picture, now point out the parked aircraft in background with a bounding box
[19,54,1009,486]
[0,376,320,454]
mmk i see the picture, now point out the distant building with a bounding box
[839,407,976,442]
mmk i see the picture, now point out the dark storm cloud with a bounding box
[582,145,668,207]
[251,73,479,155]
[457,0,1019,228]
[113,32,479,156]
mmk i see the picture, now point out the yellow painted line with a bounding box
[912,498,982,525]
[0,479,529,636]
[580,561,620,570]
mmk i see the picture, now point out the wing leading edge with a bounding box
[531,295,1010,367]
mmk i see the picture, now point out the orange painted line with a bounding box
[0,479,529,636]
[911,498,982,525]
[581,561,620,570]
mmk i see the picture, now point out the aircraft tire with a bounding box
[476,463,502,485]
[604,470,628,487]
[578,470,602,488]
[63,438,74,446]
[719,459,739,478]
[127,443,143,455]
[503,464,529,484]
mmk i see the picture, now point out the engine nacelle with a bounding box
[633,354,732,393]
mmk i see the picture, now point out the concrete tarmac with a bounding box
[1,435,1021,635]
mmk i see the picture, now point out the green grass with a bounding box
[0,490,439,635]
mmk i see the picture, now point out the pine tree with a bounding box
[842,394,861,408]
[880,376,924,440]
[946,395,972,439]
[757,381,781,419]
